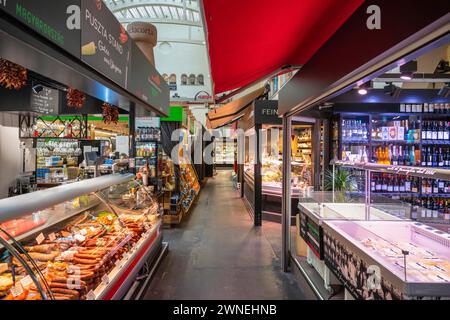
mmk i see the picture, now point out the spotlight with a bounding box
[400,60,417,81]
[438,83,450,98]
[400,71,413,81]
[358,88,368,95]
[384,82,401,98]
[356,81,372,95]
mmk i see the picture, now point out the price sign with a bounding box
[48,233,57,242]
[86,290,96,301]
[20,275,33,288]
[35,233,45,245]
[10,284,24,298]
[101,274,110,285]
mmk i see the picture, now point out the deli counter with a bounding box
[297,192,450,299]
[0,174,163,300]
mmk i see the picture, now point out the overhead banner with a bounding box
[81,0,131,88]
[128,42,170,115]
[0,0,81,58]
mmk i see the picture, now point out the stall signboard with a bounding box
[0,0,81,58]
[254,100,281,125]
[298,210,323,259]
[30,86,60,115]
[136,117,160,129]
[128,42,170,115]
[80,0,131,88]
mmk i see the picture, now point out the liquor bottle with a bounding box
[421,178,427,194]
[432,147,438,167]
[410,146,415,166]
[371,176,376,192]
[429,103,435,113]
[404,146,411,166]
[375,174,382,192]
[426,179,433,194]
[410,177,418,193]
[382,174,388,192]
[403,177,410,192]
[438,179,445,193]
[413,120,420,141]
[427,147,433,167]
[438,148,444,167]
[391,145,398,165]
[432,121,438,140]
[433,179,439,194]
[445,122,450,140]
[404,119,409,141]
[387,176,394,192]
[399,177,405,193]
[421,148,427,167]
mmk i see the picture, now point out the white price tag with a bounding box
[10,284,24,298]
[101,274,109,285]
[86,290,96,300]
[74,234,86,242]
[0,263,8,274]
[20,275,33,288]
[48,233,56,242]
[35,233,45,245]
[80,229,87,236]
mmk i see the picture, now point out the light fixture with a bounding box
[438,83,450,98]
[357,81,372,95]
[400,60,417,81]
[384,82,401,98]
[358,88,368,95]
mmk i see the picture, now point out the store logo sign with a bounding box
[366,5,381,30]
[66,4,81,30]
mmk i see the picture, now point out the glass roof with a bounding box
[106,0,201,28]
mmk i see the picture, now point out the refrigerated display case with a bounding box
[322,219,450,299]
[0,174,163,300]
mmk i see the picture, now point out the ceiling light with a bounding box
[358,88,368,95]
[400,60,417,81]
[384,83,401,98]
[438,83,450,98]
[400,71,413,81]
[356,81,372,95]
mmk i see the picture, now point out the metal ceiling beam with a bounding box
[118,18,202,27]
[109,1,200,14]
[373,73,450,83]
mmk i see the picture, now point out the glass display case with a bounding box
[214,139,236,166]
[242,124,315,224]
[0,174,162,300]
[322,219,450,299]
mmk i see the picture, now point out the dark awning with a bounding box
[206,87,265,129]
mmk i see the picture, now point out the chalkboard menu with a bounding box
[0,0,81,58]
[30,86,60,115]
[81,0,131,88]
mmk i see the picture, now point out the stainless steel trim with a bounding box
[0,174,135,223]
[282,116,292,272]
[291,256,325,300]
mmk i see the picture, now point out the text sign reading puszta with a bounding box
[0,0,81,58]
[81,0,131,88]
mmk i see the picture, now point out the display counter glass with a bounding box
[323,220,450,299]
[0,174,161,300]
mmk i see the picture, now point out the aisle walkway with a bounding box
[144,170,312,300]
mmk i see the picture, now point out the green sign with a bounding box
[161,106,184,122]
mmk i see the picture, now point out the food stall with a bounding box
[0,174,164,300]
[276,1,450,298]
[240,100,316,225]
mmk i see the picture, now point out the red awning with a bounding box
[202,0,364,95]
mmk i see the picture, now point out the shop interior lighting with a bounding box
[400,60,417,81]
[357,81,372,95]
[384,82,402,98]
[438,83,450,98]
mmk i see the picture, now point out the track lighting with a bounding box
[357,81,372,95]
[384,82,401,98]
[400,60,417,81]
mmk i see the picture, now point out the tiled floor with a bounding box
[144,170,313,300]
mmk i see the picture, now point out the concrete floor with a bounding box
[144,170,313,300]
